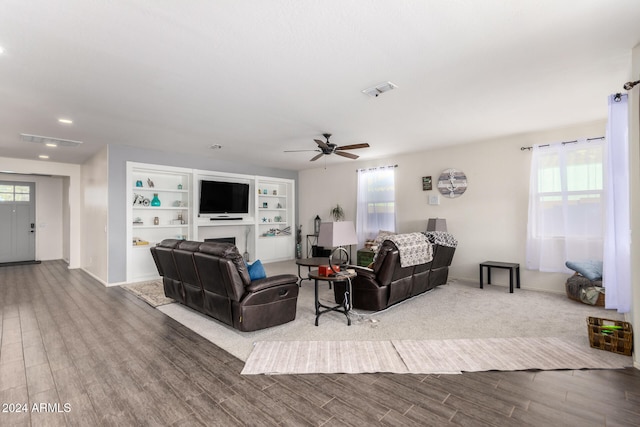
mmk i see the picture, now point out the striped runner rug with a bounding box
[241,337,630,375]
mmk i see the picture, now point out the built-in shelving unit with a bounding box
[126,163,192,282]
[126,162,295,282]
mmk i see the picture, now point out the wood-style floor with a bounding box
[1,261,639,426]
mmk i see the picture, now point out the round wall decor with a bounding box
[437,168,467,198]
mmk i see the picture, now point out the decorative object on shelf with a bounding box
[133,217,143,225]
[276,202,282,209]
[172,200,186,207]
[132,237,149,246]
[147,178,155,188]
[177,213,183,222]
[437,168,467,198]
[263,189,267,194]
[274,215,282,222]
[133,193,151,206]
[273,189,277,195]
[177,184,183,190]
[262,226,291,237]
[422,176,432,191]
[330,204,345,221]
[262,217,267,222]
[314,215,321,235]
[426,218,447,232]
[135,180,143,187]
[151,193,161,206]
[153,216,160,225]
[262,202,268,208]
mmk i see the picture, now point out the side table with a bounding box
[308,269,356,326]
[295,257,331,286]
[479,261,520,293]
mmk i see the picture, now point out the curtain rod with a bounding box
[356,164,398,172]
[520,136,604,151]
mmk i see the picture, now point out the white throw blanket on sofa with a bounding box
[384,232,433,267]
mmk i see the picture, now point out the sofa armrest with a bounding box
[351,265,376,280]
[246,274,298,293]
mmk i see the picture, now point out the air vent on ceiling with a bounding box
[20,133,83,147]
[362,81,397,97]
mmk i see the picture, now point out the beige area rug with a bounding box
[153,260,633,373]
[122,280,175,307]
[241,337,629,375]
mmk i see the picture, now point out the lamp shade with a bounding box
[317,221,357,247]
[426,218,447,232]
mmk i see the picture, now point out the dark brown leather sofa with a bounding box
[334,238,455,311]
[150,239,299,331]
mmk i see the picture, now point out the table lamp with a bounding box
[317,221,357,274]
[426,218,447,232]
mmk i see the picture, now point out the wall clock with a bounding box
[437,168,467,198]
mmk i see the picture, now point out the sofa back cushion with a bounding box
[195,242,248,301]
[174,241,204,309]
[372,242,399,287]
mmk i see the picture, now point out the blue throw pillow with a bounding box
[565,260,603,281]
[246,260,267,281]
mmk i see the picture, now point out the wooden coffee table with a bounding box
[308,269,356,326]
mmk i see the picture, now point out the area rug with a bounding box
[241,337,629,375]
[122,280,175,307]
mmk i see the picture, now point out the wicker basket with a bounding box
[587,317,633,356]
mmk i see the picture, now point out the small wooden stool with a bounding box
[479,261,520,293]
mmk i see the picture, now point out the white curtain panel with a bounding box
[526,139,605,272]
[356,166,396,247]
[603,93,631,313]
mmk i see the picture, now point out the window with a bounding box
[356,166,396,246]
[0,184,31,202]
[526,139,604,272]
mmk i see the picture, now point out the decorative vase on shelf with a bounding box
[151,193,161,206]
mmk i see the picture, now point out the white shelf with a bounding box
[133,206,188,211]
[132,187,188,193]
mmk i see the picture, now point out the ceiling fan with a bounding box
[284,133,370,161]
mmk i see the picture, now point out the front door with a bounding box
[0,181,36,263]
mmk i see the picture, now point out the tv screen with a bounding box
[199,180,250,215]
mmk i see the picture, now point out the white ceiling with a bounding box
[1,1,639,171]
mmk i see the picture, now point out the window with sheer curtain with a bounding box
[356,166,396,247]
[525,139,605,272]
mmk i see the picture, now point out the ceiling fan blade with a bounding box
[314,139,330,150]
[284,149,321,152]
[336,143,370,150]
[310,153,324,161]
[335,151,359,160]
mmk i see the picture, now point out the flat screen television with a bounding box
[199,180,250,216]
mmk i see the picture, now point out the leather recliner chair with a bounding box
[151,239,299,332]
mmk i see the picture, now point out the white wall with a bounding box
[299,120,607,294]
[0,157,81,267]
[81,147,109,283]
[0,173,63,260]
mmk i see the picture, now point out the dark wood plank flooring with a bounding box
[1,260,639,426]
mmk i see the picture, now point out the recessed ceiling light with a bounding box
[0,46,4,54]
[209,144,223,150]
[45,143,58,148]
[58,118,73,124]
[38,155,49,159]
